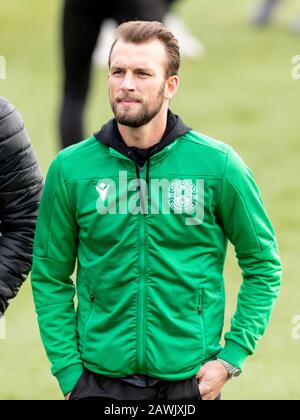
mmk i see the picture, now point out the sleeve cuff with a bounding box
[55,363,84,396]
[217,341,250,372]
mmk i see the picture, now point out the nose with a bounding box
[120,72,135,92]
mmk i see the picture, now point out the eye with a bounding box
[137,71,150,77]
[112,70,124,76]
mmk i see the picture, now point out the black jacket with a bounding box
[0,97,43,317]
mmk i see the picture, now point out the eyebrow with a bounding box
[135,67,154,73]
[111,66,154,74]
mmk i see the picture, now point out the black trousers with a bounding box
[70,369,204,401]
[59,0,175,149]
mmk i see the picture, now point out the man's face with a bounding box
[108,40,169,128]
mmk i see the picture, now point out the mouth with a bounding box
[120,100,139,103]
[117,96,141,104]
[118,100,141,108]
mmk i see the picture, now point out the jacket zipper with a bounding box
[198,289,206,358]
[137,165,147,372]
[198,290,203,315]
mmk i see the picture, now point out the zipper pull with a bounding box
[198,291,203,315]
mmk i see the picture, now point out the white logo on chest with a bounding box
[168,180,199,213]
[96,182,110,202]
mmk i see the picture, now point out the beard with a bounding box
[110,84,165,128]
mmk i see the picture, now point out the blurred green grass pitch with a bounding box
[0,0,299,400]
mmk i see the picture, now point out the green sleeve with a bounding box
[31,156,83,396]
[216,147,282,371]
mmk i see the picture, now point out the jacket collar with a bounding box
[94,109,191,166]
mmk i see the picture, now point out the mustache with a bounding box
[116,95,142,103]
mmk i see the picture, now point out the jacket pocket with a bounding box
[82,295,95,355]
[193,375,202,400]
[197,289,207,359]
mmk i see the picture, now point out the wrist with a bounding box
[216,358,241,380]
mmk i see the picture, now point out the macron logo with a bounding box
[96,182,110,202]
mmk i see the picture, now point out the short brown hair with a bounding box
[108,21,181,79]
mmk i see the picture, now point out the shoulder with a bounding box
[0,97,26,148]
[50,136,104,181]
[177,130,233,176]
[0,97,32,164]
[181,130,231,155]
[57,136,102,165]
[0,96,14,120]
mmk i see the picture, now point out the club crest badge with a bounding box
[168,180,199,214]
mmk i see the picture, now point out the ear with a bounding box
[164,76,180,100]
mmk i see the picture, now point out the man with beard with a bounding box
[59,0,203,150]
[31,21,281,400]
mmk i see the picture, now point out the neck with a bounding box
[117,107,168,149]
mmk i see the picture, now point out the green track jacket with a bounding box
[31,114,281,395]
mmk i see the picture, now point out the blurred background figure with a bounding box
[251,0,281,26]
[93,0,204,67]
[59,0,203,149]
[251,0,300,32]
